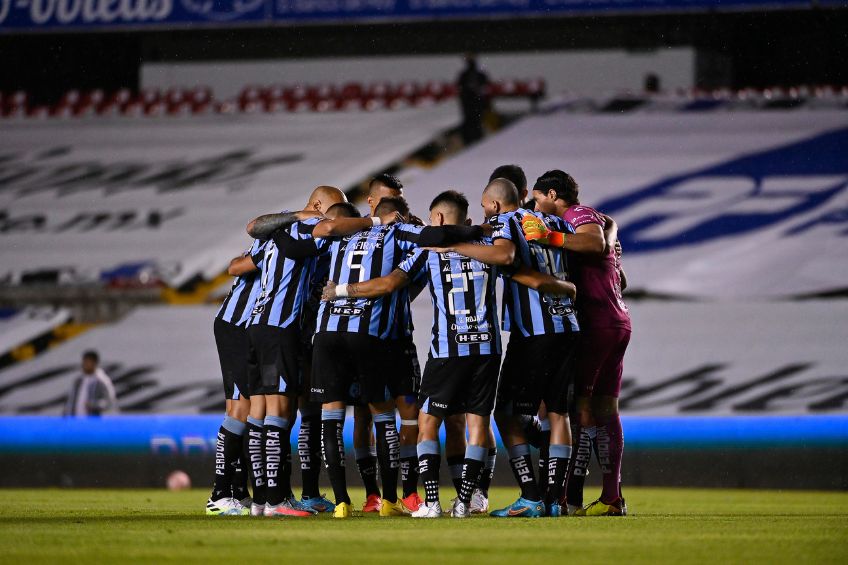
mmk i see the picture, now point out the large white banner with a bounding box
[398,110,848,299]
[0,106,458,287]
[0,300,845,415]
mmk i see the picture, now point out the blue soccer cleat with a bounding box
[299,494,336,513]
[490,497,546,518]
[547,501,563,517]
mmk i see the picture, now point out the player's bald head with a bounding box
[484,178,520,207]
[306,185,347,214]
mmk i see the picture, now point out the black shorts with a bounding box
[496,332,578,415]
[311,332,392,405]
[419,354,501,418]
[246,324,302,396]
[213,318,252,400]
[386,336,421,400]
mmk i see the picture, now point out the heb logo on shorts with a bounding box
[547,304,574,317]
[455,332,491,344]
[331,305,364,316]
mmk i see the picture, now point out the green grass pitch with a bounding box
[1,487,846,564]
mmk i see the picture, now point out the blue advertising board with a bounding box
[0,414,845,455]
[0,0,820,33]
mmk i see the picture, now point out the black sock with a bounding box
[355,446,380,497]
[417,440,441,504]
[299,414,321,499]
[507,444,541,502]
[211,425,230,500]
[459,445,486,505]
[447,454,464,495]
[538,429,551,499]
[246,417,266,505]
[566,426,594,507]
[374,412,400,503]
[400,444,418,498]
[232,449,249,501]
[546,444,571,504]
[263,419,285,506]
[321,411,350,505]
[477,447,497,496]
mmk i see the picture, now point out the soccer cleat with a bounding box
[490,497,546,518]
[263,500,313,517]
[286,497,319,515]
[401,492,424,513]
[299,494,336,513]
[206,497,248,516]
[621,497,628,516]
[238,496,253,509]
[362,494,382,513]
[250,502,266,516]
[450,499,470,518]
[378,499,408,517]
[547,502,563,517]
[566,503,581,516]
[411,501,443,518]
[469,489,489,514]
[577,498,625,517]
[333,502,352,518]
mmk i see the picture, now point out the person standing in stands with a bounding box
[457,54,490,145]
[63,350,119,417]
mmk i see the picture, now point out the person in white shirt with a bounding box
[64,350,119,417]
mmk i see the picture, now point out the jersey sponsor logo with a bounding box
[330,305,364,316]
[431,401,448,410]
[310,387,324,394]
[454,332,491,344]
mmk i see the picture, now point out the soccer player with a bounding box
[365,174,425,512]
[521,170,631,517]
[243,186,346,517]
[206,239,267,516]
[430,178,580,517]
[295,201,362,513]
[322,190,577,518]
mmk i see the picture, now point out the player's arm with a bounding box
[414,224,485,247]
[615,239,628,290]
[601,214,618,255]
[269,228,321,259]
[247,211,321,240]
[322,269,410,301]
[425,239,515,267]
[227,255,258,276]
[510,265,577,301]
[311,209,402,238]
[521,215,605,255]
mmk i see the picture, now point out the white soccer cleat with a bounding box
[206,497,248,516]
[566,503,581,516]
[250,502,266,516]
[469,489,489,514]
[411,501,443,518]
[238,496,253,509]
[450,499,470,518]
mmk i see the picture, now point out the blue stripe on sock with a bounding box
[465,444,487,461]
[247,416,264,428]
[373,411,395,423]
[539,418,551,432]
[507,443,531,458]
[222,416,246,435]
[322,408,345,421]
[549,444,572,459]
[417,440,439,457]
[264,416,288,429]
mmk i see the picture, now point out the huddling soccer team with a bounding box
[206,164,631,519]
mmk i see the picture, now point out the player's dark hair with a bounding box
[429,190,469,222]
[374,196,410,218]
[327,202,360,218]
[82,350,99,363]
[534,169,579,205]
[369,173,403,193]
[489,164,527,193]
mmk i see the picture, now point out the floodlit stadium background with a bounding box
[0,2,846,491]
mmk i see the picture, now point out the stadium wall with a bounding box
[140,49,696,101]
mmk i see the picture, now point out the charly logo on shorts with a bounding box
[454,332,491,344]
[180,0,264,21]
[310,387,324,394]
